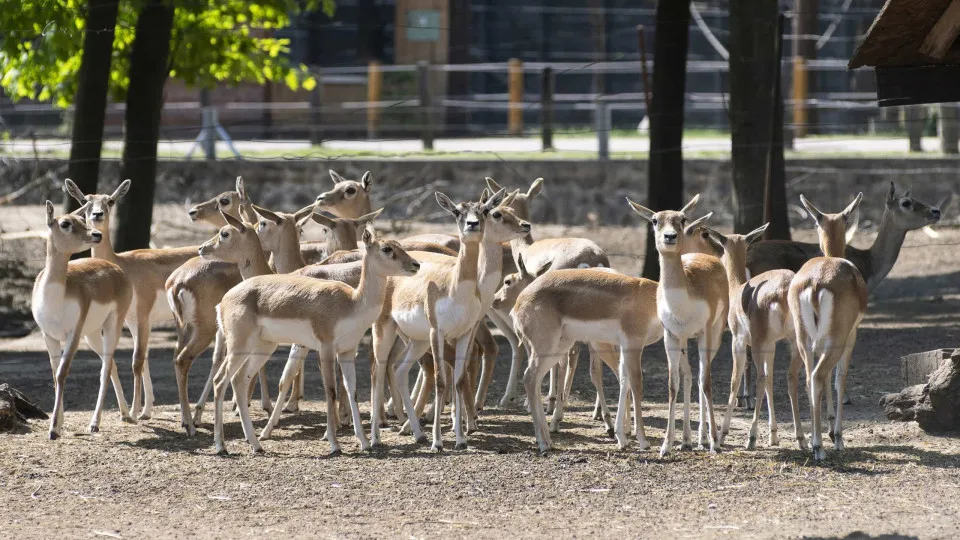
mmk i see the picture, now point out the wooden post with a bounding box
[262,82,274,139]
[508,58,524,136]
[595,99,610,160]
[636,25,652,117]
[367,60,382,140]
[541,67,554,151]
[905,105,925,152]
[792,56,807,138]
[940,103,959,154]
[417,61,434,150]
[309,69,323,145]
[199,88,215,160]
[763,13,785,239]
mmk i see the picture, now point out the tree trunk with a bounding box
[729,0,789,236]
[113,0,174,252]
[64,0,120,216]
[641,0,691,281]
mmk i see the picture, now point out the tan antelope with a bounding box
[788,193,867,461]
[511,262,664,453]
[65,179,198,420]
[186,176,256,227]
[396,191,530,430]
[370,188,507,451]
[705,224,806,450]
[300,210,382,264]
[627,195,727,456]
[212,238,421,455]
[33,201,134,438]
[315,170,374,217]
[738,182,943,408]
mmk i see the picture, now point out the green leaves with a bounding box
[0,0,336,106]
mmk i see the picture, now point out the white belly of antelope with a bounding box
[560,318,622,345]
[393,283,481,342]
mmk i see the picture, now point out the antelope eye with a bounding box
[219,198,230,206]
[220,231,229,239]
[380,246,393,254]
[901,199,912,209]
[59,221,70,230]
[346,187,357,195]
[259,220,267,228]
[680,218,687,225]
[651,218,658,226]
[504,278,512,286]
[107,200,115,207]
[492,211,502,219]
[702,231,710,239]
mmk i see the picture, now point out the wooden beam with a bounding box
[920,0,960,59]
[876,65,960,106]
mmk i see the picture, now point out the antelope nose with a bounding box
[412,262,421,271]
[466,220,480,229]
[188,208,198,217]
[520,221,531,232]
[932,208,942,218]
[663,231,678,242]
[92,211,104,220]
[316,194,327,203]
[91,230,102,240]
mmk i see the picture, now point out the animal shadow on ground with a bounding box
[802,533,919,540]
[774,443,960,473]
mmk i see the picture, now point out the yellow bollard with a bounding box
[792,56,808,139]
[367,60,382,139]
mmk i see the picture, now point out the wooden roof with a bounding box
[850,0,960,68]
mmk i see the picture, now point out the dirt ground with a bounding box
[1,204,960,539]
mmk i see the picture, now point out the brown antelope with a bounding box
[299,210,382,264]
[370,189,507,451]
[627,195,728,456]
[33,201,134,438]
[512,263,663,453]
[315,170,374,218]
[212,238,421,455]
[788,193,867,461]
[705,224,806,450]
[186,176,255,227]
[65,179,198,420]
[738,182,942,408]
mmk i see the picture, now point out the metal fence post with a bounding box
[200,88,215,160]
[541,67,554,151]
[595,99,610,160]
[417,61,434,150]
[309,69,324,146]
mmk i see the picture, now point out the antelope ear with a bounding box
[703,226,728,248]
[626,198,655,222]
[479,188,491,204]
[294,203,319,227]
[111,179,132,202]
[361,171,373,192]
[484,187,507,211]
[887,181,898,204]
[502,189,519,207]
[683,213,712,236]
[360,227,375,245]
[329,170,346,184]
[799,194,824,226]
[252,204,282,225]
[527,177,544,198]
[485,177,503,194]
[845,210,860,244]
[680,194,700,216]
[221,209,246,232]
[235,176,247,201]
[64,179,86,204]
[356,207,384,225]
[841,192,864,226]
[533,260,553,277]
[310,212,337,229]
[45,200,56,226]
[744,223,769,244]
[516,253,530,278]
[435,192,459,216]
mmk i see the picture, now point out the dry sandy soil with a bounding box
[1,204,959,539]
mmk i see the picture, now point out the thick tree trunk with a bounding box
[729,0,789,237]
[113,0,174,252]
[641,0,691,281]
[64,0,120,216]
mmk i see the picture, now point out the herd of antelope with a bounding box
[30,171,943,461]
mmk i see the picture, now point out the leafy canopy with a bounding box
[0,0,335,107]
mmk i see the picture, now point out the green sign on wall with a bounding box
[407,9,441,42]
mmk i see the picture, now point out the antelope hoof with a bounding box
[216,448,230,457]
[253,446,265,455]
[415,434,428,445]
[659,444,672,458]
[745,436,757,451]
[455,442,468,451]
[329,448,343,457]
[797,437,809,451]
[769,433,780,447]
[432,441,444,453]
[49,431,59,440]
[681,443,694,452]
[842,395,852,406]
[637,438,651,451]
[121,413,136,424]
[606,427,616,438]
[89,425,99,434]
[137,412,152,421]
[812,445,825,461]
[834,437,844,451]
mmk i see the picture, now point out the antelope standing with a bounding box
[705,224,806,450]
[33,201,134,438]
[370,189,507,451]
[66,179,198,420]
[738,182,942,408]
[628,195,727,456]
[788,193,867,461]
[212,238,421,455]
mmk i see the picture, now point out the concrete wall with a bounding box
[1,158,955,228]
